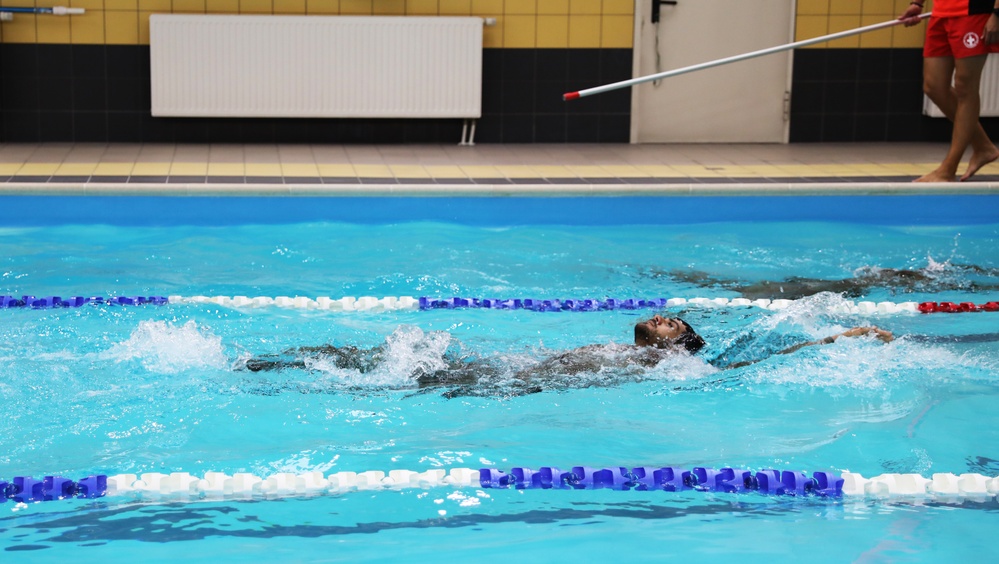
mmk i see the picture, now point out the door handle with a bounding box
[651,0,678,23]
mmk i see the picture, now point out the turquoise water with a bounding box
[1,196,999,561]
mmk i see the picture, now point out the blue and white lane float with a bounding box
[4,468,999,506]
[2,294,998,315]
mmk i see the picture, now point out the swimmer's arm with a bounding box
[722,327,894,370]
[778,326,895,354]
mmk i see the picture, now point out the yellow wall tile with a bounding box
[71,10,105,43]
[0,0,35,6]
[859,14,892,47]
[504,0,535,15]
[274,0,306,13]
[826,14,861,47]
[37,13,73,43]
[306,0,339,14]
[482,15,502,46]
[538,0,568,15]
[471,0,502,15]
[0,15,36,43]
[239,0,272,13]
[600,13,631,48]
[206,0,240,12]
[139,11,153,43]
[829,0,862,14]
[503,14,535,47]
[536,14,568,48]
[794,14,828,44]
[372,0,405,14]
[70,0,107,9]
[139,0,172,11]
[568,13,599,47]
[106,0,139,9]
[106,10,139,44]
[174,0,207,12]
[406,0,438,15]
[339,0,371,14]
[892,19,926,48]
[796,0,828,15]
[569,0,600,14]
[439,0,471,15]
[601,0,632,15]
[862,0,895,15]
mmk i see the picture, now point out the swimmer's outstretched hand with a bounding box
[835,326,895,343]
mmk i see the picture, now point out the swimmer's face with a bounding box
[634,315,688,347]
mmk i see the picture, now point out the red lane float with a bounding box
[918,301,999,313]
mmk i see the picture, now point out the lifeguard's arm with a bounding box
[987,4,999,45]
[723,327,894,369]
[898,2,924,26]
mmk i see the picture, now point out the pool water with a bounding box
[1,196,998,561]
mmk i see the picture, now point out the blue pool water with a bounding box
[2,195,998,561]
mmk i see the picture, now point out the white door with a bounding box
[631,0,794,143]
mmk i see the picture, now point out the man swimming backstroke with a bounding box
[238,315,893,396]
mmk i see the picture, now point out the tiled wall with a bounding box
[2,1,984,144]
[0,0,635,48]
[794,0,927,50]
[0,0,634,143]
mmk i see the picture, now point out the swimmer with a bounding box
[654,265,999,300]
[238,315,893,396]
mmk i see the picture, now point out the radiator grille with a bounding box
[150,15,483,119]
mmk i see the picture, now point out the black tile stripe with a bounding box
[0,44,633,144]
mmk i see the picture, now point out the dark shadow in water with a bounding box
[3,495,999,549]
[646,264,999,300]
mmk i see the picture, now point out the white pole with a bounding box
[564,13,931,101]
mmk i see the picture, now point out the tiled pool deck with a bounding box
[1,142,998,195]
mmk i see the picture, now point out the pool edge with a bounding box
[1,181,999,197]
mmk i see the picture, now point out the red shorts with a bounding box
[924,14,999,58]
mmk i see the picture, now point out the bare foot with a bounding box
[914,169,956,183]
[960,146,999,181]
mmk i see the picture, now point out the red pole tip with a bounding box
[563,91,580,101]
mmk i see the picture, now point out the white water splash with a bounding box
[264,451,341,475]
[104,320,227,374]
[307,326,455,387]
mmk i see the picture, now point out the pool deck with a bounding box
[2,141,999,196]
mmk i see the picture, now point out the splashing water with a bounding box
[304,325,457,388]
[104,320,227,374]
[708,292,995,390]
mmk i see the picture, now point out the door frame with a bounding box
[629,0,798,144]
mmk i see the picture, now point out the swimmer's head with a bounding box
[634,315,706,354]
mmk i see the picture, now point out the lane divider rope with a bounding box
[2,294,997,314]
[4,467,999,505]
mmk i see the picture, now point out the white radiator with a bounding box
[924,56,999,117]
[149,15,483,119]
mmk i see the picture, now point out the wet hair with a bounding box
[673,318,707,354]
[633,316,707,354]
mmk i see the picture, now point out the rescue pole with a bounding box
[563,13,930,101]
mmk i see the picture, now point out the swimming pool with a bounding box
[2,194,998,561]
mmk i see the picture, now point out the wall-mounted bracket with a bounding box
[651,0,678,23]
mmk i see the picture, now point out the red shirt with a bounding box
[932,0,995,18]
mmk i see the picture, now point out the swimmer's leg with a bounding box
[242,357,306,372]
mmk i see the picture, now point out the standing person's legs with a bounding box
[918,10,999,182]
[918,54,997,181]
[954,54,999,180]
